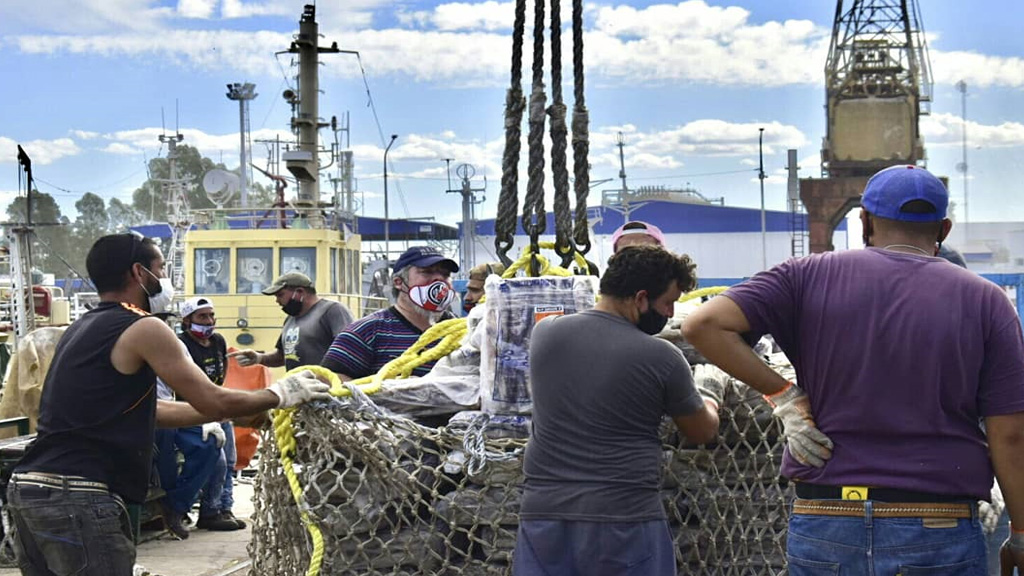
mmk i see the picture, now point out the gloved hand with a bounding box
[693,364,728,410]
[980,482,1006,536]
[1000,526,1024,575]
[227,349,260,367]
[268,370,332,408]
[766,382,833,468]
[201,422,226,448]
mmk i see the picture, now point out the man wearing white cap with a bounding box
[178,297,246,532]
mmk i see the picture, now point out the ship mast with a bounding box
[280,4,341,210]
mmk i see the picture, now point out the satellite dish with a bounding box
[202,170,240,207]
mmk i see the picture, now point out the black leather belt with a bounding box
[794,482,974,503]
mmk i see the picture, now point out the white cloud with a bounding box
[921,113,1024,148]
[931,50,1024,89]
[220,0,295,19]
[0,0,173,34]
[70,130,101,140]
[429,1,514,31]
[101,143,141,155]
[0,137,81,166]
[177,0,217,19]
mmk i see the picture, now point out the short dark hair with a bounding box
[86,234,161,294]
[600,245,697,300]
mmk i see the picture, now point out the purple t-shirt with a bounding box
[725,248,1024,499]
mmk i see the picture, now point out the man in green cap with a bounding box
[230,272,354,371]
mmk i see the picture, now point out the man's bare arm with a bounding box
[682,296,789,396]
[119,318,279,420]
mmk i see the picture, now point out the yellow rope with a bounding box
[679,285,730,303]
[503,241,588,277]
[271,366,340,576]
[270,320,466,576]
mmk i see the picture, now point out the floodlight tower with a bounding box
[226,82,258,207]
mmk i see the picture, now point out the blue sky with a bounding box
[2,0,1024,233]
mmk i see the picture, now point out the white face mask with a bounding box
[141,268,175,314]
[405,280,455,312]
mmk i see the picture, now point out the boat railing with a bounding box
[188,206,356,232]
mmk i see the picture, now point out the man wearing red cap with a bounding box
[685,165,1024,574]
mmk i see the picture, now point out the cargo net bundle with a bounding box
[248,276,795,576]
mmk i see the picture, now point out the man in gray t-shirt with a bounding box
[514,245,722,576]
[229,272,354,371]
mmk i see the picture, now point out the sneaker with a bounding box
[220,510,247,529]
[157,499,189,540]
[197,512,243,531]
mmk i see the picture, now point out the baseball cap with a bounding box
[612,221,666,249]
[861,165,948,223]
[180,296,214,318]
[392,246,459,274]
[261,272,315,295]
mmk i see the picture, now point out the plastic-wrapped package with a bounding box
[478,275,598,414]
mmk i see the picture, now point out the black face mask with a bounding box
[637,308,669,335]
[281,293,304,317]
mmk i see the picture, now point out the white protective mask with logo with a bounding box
[406,280,455,312]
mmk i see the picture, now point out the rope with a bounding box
[679,286,730,303]
[522,0,548,277]
[548,0,574,269]
[503,241,587,278]
[271,365,341,576]
[571,0,592,256]
[270,317,465,576]
[495,0,528,267]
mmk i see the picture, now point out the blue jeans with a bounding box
[787,502,987,575]
[7,479,135,576]
[155,425,219,514]
[199,422,236,516]
[513,519,676,576]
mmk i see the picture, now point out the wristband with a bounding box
[763,381,796,408]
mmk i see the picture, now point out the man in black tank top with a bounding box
[8,234,332,576]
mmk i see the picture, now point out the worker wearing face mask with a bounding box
[321,246,459,381]
[230,272,354,371]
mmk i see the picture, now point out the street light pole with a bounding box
[383,134,398,261]
[759,127,767,270]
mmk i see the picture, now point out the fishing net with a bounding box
[248,278,795,575]
[248,368,794,575]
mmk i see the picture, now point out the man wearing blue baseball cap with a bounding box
[321,246,459,381]
[684,165,1024,574]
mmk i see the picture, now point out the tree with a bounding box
[132,144,225,222]
[6,191,73,275]
[109,198,143,231]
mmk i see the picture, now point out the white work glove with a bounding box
[765,382,833,468]
[228,349,260,367]
[693,363,728,410]
[268,370,332,408]
[980,482,1006,536]
[201,422,226,448]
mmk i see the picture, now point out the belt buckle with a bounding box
[842,486,869,501]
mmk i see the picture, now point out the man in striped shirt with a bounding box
[322,246,459,380]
